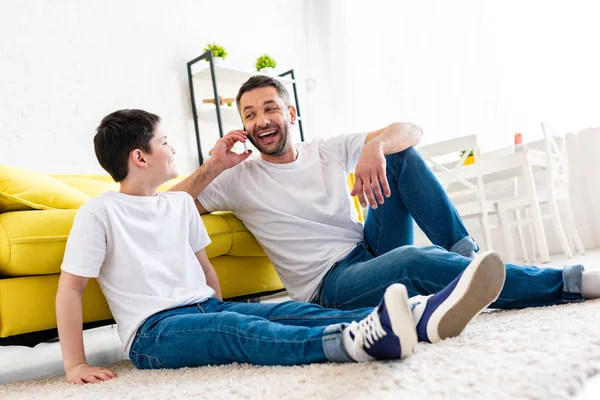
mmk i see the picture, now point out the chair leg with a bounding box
[481,212,494,251]
[524,207,539,263]
[498,206,517,262]
[548,198,574,259]
[514,208,530,262]
[522,163,550,263]
[563,198,586,255]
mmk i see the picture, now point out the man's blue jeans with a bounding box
[129,298,371,369]
[312,148,584,310]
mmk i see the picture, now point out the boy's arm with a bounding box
[56,271,117,384]
[195,249,222,300]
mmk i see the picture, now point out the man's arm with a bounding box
[195,249,222,300]
[352,122,423,208]
[56,272,117,384]
[363,122,423,155]
[169,130,251,215]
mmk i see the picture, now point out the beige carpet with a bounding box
[2,300,600,400]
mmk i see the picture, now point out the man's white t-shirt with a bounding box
[61,191,214,354]
[197,133,368,302]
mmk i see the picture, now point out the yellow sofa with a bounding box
[0,166,286,345]
[0,164,364,346]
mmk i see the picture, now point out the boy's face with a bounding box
[144,123,178,183]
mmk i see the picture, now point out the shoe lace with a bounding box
[353,309,387,349]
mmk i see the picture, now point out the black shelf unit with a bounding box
[186,51,305,165]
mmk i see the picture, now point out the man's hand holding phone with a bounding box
[209,129,252,171]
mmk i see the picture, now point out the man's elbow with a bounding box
[410,123,423,146]
[393,122,422,147]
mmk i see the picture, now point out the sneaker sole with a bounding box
[427,251,506,342]
[384,284,418,358]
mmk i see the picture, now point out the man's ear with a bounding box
[130,149,148,169]
[288,104,297,125]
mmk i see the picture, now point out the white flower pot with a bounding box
[212,57,224,65]
[259,67,274,75]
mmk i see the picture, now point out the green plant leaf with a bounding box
[204,43,227,61]
[255,54,277,71]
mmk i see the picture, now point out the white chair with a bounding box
[496,122,585,262]
[416,134,496,250]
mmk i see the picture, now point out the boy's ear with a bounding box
[131,149,148,169]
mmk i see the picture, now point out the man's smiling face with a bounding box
[239,86,293,157]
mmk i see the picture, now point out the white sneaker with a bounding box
[347,283,417,361]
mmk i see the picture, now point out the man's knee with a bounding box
[386,245,445,263]
[380,245,425,269]
[385,147,424,172]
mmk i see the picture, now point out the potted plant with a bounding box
[204,43,227,65]
[459,150,476,165]
[256,54,277,74]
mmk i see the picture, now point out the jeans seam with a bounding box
[329,282,393,309]
[137,327,325,344]
[370,204,384,255]
[269,314,368,322]
[129,350,168,368]
[396,179,444,246]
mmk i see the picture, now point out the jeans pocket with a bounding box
[130,352,167,370]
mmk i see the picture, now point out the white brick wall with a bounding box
[0,0,311,174]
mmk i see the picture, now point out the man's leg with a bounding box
[317,244,584,310]
[364,147,478,256]
[129,290,418,368]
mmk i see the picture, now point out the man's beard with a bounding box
[247,122,290,156]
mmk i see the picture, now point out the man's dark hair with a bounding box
[94,109,161,182]
[236,75,291,113]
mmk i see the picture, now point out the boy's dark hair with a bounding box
[236,75,290,113]
[94,109,161,182]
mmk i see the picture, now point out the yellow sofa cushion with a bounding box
[0,209,78,276]
[0,165,90,212]
[0,275,112,338]
[54,177,120,197]
[51,174,185,195]
[51,174,117,183]
[0,209,265,276]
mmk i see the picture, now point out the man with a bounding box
[171,75,600,310]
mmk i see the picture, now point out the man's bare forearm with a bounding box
[169,159,226,198]
[56,287,87,370]
[367,122,423,155]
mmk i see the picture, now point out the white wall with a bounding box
[0,0,312,174]
[311,0,600,149]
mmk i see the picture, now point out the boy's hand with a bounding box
[66,363,117,384]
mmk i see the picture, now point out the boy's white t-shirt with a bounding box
[197,133,368,302]
[61,191,214,354]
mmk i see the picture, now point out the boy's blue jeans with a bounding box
[311,148,584,310]
[130,298,371,369]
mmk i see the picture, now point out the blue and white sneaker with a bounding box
[347,283,418,361]
[413,251,506,343]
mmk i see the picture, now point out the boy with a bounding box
[56,109,506,384]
